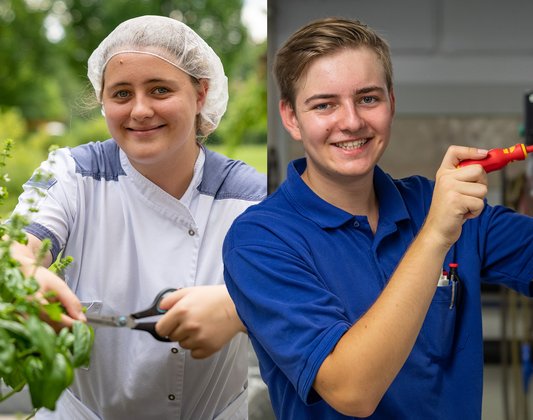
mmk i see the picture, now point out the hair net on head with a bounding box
[87,15,228,136]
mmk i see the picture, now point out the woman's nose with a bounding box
[130,95,154,120]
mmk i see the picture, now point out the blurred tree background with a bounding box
[0,0,267,213]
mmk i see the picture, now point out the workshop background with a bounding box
[266,0,533,419]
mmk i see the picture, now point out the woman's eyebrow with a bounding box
[106,78,176,88]
[106,81,130,90]
[144,78,176,85]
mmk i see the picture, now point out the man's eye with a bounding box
[361,96,377,104]
[314,103,330,111]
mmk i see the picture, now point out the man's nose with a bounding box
[338,102,365,132]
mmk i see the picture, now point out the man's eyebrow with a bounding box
[355,86,386,95]
[303,86,387,105]
[303,93,337,105]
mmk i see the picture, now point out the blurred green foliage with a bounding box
[0,0,266,213]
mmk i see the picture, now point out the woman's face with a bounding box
[101,52,207,171]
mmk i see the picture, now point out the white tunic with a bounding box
[13,139,266,420]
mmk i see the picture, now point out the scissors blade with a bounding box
[86,314,129,328]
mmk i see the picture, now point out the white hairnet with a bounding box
[87,15,228,136]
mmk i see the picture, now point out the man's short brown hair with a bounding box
[273,17,393,109]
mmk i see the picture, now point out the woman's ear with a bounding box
[196,79,209,113]
[279,100,302,142]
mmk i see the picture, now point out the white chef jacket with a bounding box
[13,139,266,419]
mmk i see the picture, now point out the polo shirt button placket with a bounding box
[188,228,196,236]
[168,394,176,401]
[353,219,360,228]
[171,347,179,354]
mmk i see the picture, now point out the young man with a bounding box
[223,17,533,419]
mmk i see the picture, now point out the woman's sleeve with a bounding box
[11,148,78,262]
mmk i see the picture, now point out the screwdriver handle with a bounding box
[458,143,531,173]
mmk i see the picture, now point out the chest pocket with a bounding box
[78,301,103,371]
[418,281,468,361]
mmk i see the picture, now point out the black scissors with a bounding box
[86,288,176,342]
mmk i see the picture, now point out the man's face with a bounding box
[280,47,395,186]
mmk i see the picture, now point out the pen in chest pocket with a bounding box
[448,263,460,309]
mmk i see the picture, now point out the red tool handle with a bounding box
[458,143,533,173]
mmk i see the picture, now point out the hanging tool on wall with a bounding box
[525,90,533,146]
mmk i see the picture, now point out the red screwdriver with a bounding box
[458,143,533,173]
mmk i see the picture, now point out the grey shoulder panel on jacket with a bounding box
[200,147,267,202]
[70,139,125,181]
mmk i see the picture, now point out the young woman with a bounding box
[12,15,266,419]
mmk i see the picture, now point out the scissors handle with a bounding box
[131,288,177,319]
[130,288,177,342]
[133,322,171,342]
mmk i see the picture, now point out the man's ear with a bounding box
[279,100,302,142]
[389,87,396,118]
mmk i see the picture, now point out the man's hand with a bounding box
[156,285,246,359]
[424,145,489,250]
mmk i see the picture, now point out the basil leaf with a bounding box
[72,321,94,368]
[40,353,74,410]
[26,315,56,364]
[0,329,16,376]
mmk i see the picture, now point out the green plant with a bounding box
[0,139,94,416]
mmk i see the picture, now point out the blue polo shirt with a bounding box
[223,158,533,419]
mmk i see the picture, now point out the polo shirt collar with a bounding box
[284,158,410,229]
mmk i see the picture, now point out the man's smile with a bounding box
[333,138,369,150]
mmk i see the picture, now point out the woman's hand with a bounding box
[156,285,246,359]
[11,235,86,329]
[34,266,87,329]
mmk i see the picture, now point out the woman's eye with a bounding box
[153,87,169,94]
[114,90,130,99]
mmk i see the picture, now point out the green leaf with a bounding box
[24,356,45,409]
[43,301,65,322]
[72,321,94,368]
[56,327,75,351]
[0,329,16,376]
[40,353,73,410]
[0,357,26,400]
[0,319,31,339]
[26,315,56,364]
